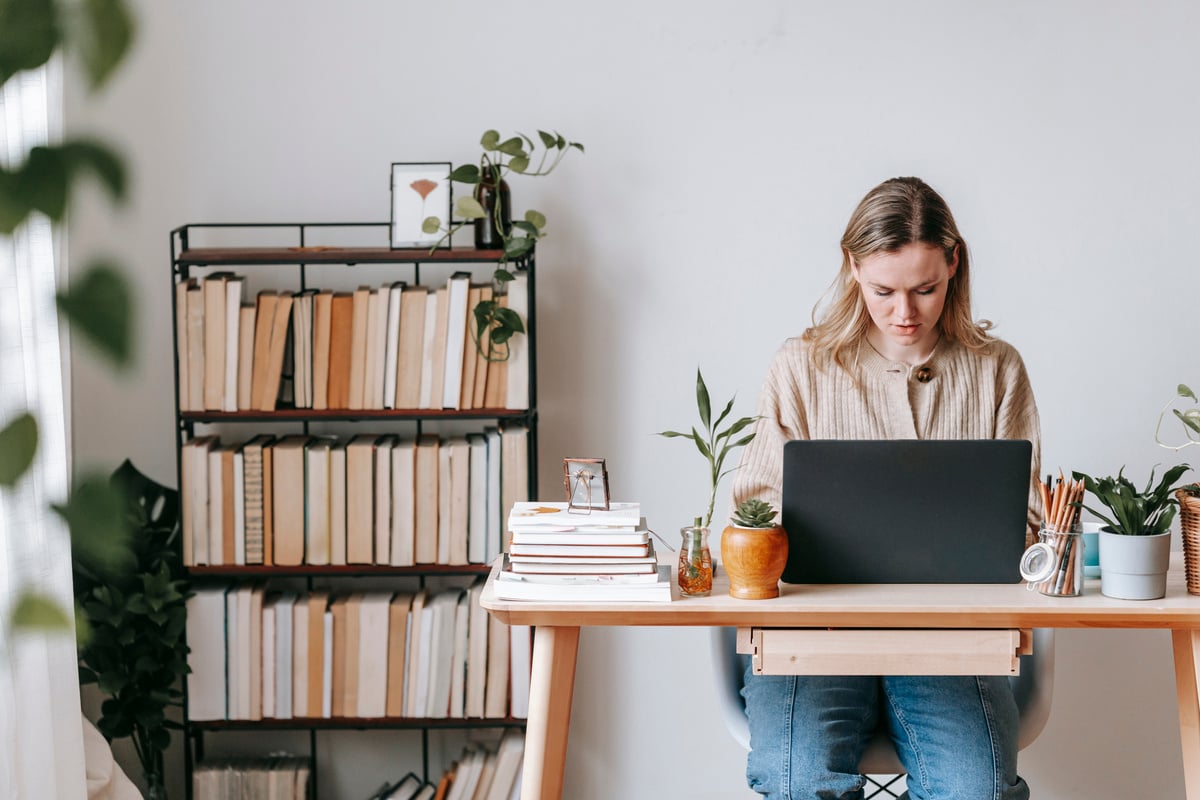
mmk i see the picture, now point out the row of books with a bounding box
[181,427,529,567]
[192,755,311,800]
[492,502,673,603]
[368,732,524,800]
[186,583,531,722]
[174,270,529,413]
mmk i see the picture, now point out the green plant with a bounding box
[425,129,583,361]
[75,461,190,800]
[1157,384,1200,451]
[0,0,138,634]
[656,368,758,529]
[1072,464,1191,535]
[731,498,778,529]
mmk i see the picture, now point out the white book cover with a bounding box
[486,731,526,800]
[445,749,483,800]
[374,436,396,564]
[494,565,673,603]
[425,590,462,719]
[389,439,416,567]
[275,594,296,720]
[508,501,642,529]
[370,286,390,409]
[306,439,332,566]
[403,589,428,718]
[292,600,309,717]
[417,291,438,409]
[184,589,227,721]
[383,282,403,409]
[465,435,488,564]
[413,601,435,718]
[448,438,471,566]
[233,449,246,565]
[436,446,452,565]
[441,272,471,410]
[322,609,334,718]
[472,750,498,800]
[223,276,244,412]
[330,442,348,566]
[185,437,215,566]
[356,594,391,718]
[485,429,502,564]
[502,272,528,410]
[224,589,240,718]
[206,448,223,566]
[261,597,276,718]
[449,590,470,718]
[509,526,649,546]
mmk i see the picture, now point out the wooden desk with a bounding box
[481,557,1200,800]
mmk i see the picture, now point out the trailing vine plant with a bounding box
[424,129,583,361]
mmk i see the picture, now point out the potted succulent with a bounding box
[722,498,788,600]
[1073,464,1190,600]
[656,368,757,597]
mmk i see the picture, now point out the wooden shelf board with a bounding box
[176,246,506,266]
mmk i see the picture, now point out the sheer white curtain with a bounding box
[0,63,87,799]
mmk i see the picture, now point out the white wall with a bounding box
[67,1,1199,797]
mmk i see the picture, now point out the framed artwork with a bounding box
[390,162,451,248]
[563,457,610,512]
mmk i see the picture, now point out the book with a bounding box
[389,439,417,567]
[492,564,673,603]
[481,294,507,409]
[348,285,371,410]
[326,292,354,409]
[223,276,244,412]
[233,448,246,564]
[385,592,414,717]
[292,595,309,717]
[413,435,440,564]
[374,435,397,564]
[273,593,297,720]
[220,445,236,564]
[484,731,525,800]
[436,444,452,565]
[395,285,428,409]
[322,607,334,718]
[484,428,502,564]
[343,593,363,717]
[507,556,658,574]
[261,595,276,718]
[508,525,650,546]
[508,542,651,558]
[174,279,192,412]
[329,596,350,718]
[470,285,493,410]
[403,589,429,717]
[417,290,439,409]
[185,588,227,720]
[357,593,391,718]
[448,589,470,718]
[330,441,348,566]
[502,272,529,410]
[261,291,295,411]
[383,282,404,409]
[466,434,488,564]
[507,501,641,529]
[306,591,329,719]
[509,625,531,718]
[459,284,483,410]
[346,434,378,564]
[271,436,311,566]
[202,272,230,411]
[499,426,529,550]
[311,290,333,410]
[305,438,332,565]
[291,289,315,409]
[497,566,662,585]
[424,589,463,718]
[427,287,449,409]
[447,438,470,566]
[482,613,509,718]
[262,440,275,565]
[365,285,388,410]
[248,291,278,410]
[441,272,471,410]
[241,434,274,565]
[464,578,488,718]
[185,281,205,412]
[236,304,256,411]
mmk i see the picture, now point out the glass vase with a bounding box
[678,525,713,597]
[474,165,511,249]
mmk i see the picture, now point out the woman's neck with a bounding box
[865,327,941,366]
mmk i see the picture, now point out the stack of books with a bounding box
[494,502,671,602]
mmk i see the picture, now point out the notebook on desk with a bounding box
[780,439,1032,584]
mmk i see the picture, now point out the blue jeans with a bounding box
[741,662,1030,800]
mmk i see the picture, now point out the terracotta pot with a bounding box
[721,524,788,599]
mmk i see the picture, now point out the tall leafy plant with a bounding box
[76,461,190,800]
[0,0,137,629]
[656,368,758,529]
[425,129,583,361]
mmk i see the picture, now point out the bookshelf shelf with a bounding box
[171,222,536,799]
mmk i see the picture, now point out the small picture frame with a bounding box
[390,162,452,249]
[563,458,610,512]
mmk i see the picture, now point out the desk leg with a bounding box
[1173,629,1200,799]
[521,626,581,800]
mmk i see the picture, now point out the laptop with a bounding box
[780,439,1032,584]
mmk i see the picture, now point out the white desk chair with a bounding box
[711,626,1054,798]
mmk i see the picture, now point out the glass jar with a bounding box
[474,165,511,249]
[1019,527,1083,597]
[678,524,713,597]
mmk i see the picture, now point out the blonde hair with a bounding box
[803,176,994,373]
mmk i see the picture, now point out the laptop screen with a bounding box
[780,439,1032,584]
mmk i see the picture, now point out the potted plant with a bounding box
[424,129,584,361]
[1073,464,1190,600]
[722,498,788,600]
[75,461,192,799]
[656,368,757,596]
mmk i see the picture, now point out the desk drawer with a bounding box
[738,628,1030,676]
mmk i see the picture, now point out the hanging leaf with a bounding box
[421,216,441,235]
[509,156,529,174]
[79,0,134,90]
[1181,384,1198,402]
[0,0,60,86]
[448,163,480,184]
[20,146,69,220]
[0,412,38,487]
[695,369,712,430]
[54,472,133,576]
[59,139,127,201]
[538,130,557,148]
[56,260,133,366]
[496,137,526,158]
[524,209,547,230]
[480,130,501,150]
[503,237,533,259]
[11,592,72,632]
[454,196,485,220]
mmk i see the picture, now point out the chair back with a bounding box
[709,626,1055,771]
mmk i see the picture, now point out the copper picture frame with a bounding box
[563,457,610,512]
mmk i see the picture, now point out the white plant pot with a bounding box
[1097,530,1172,600]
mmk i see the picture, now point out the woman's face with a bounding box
[851,242,958,362]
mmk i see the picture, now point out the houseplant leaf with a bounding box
[56,260,133,366]
[0,412,38,487]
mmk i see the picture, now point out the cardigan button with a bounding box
[915,366,933,383]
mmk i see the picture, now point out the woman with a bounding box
[731,177,1041,800]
